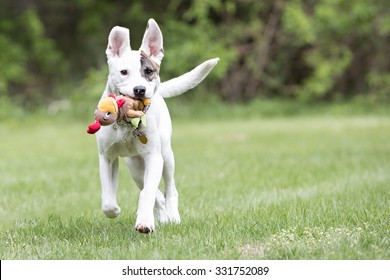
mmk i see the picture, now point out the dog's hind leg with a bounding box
[124,156,168,224]
[162,144,181,224]
[99,155,121,218]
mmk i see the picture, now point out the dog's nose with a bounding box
[133,86,146,98]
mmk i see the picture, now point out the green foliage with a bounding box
[283,1,315,45]
[21,9,64,75]
[0,0,389,113]
[280,0,390,101]
[367,72,390,102]
[299,46,352,101]
[0,7,66,107]
[162,19,236,82]
[0,17,28,93]
[70,68,108,120]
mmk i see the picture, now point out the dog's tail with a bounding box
[157,58,219,98]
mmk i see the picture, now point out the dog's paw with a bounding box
[156,209,169,224]
[166,199,181,224]
[102,203,121,218]
[135,214,155,234]
[135,224,155,234]
[167,210,181,224]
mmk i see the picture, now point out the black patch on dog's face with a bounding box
[140,53,159,82]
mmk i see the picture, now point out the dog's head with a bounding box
[106,19,164,99]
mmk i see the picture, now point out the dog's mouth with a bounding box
[119,91,147,100]
[118,91,132,97]
[119,93,140,103]
[118,92,151,110]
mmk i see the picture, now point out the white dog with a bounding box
[95,18,218,233]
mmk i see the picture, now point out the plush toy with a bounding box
[87,94,150,134]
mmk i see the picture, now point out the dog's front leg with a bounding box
[99,154,121,218]
[135,154,163,233]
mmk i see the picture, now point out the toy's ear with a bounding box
[87,120,101,134]
[116,98,126,108]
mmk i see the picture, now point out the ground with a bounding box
[1,116,389,259]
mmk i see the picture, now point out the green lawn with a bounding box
[1,116,389,259]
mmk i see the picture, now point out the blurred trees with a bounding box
[0,0,389,108]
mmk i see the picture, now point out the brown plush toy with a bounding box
[87,94,150,134]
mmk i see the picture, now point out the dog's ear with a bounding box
[140,19,164,64]
[106,26,131,58]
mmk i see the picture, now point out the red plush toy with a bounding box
[87,94,150,134]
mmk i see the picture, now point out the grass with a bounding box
[0,114,389,259]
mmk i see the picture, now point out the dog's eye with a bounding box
[120,70,128,75]
[144,68,153,76]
